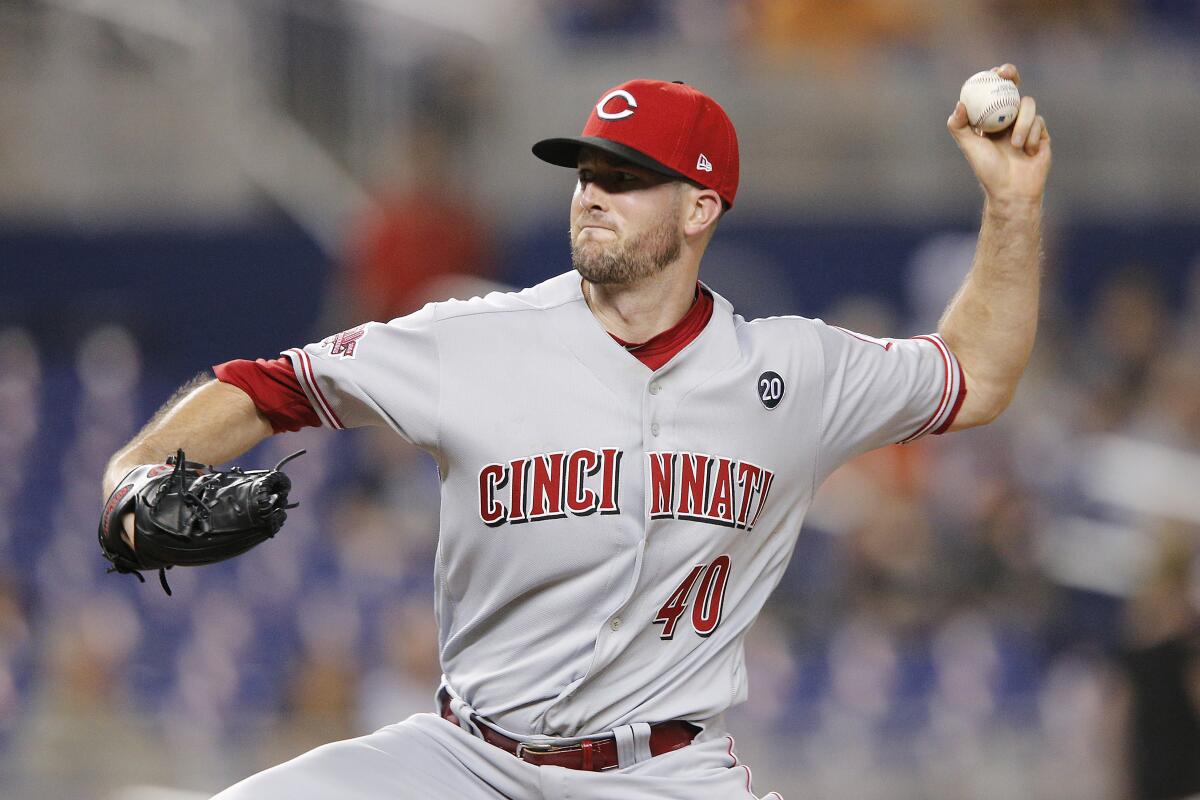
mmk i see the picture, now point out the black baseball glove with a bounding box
[98,449,304,595]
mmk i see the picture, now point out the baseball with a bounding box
[959,70,1021,133]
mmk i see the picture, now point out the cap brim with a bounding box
[532,136,691,183]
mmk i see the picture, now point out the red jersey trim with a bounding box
[932,371,967,435]
[285,347,346,430]
[898,333,964,444]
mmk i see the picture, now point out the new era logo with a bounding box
[696,153,713,172]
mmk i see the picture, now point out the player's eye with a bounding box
[618,172,639,183]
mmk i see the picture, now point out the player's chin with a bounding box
[572,237,604,259]
[572,250,620,285]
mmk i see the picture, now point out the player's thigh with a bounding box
[211,713,534,800]
[556,735,782,800]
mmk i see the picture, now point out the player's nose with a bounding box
[577,178,609,212]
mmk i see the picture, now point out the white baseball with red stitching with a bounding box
[959,70,1021,133]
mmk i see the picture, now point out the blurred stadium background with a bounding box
[2,0,1200,797]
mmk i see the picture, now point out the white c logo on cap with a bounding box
[596,90,637,120]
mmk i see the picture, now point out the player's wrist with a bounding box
[102,459,142,502]
[983,193,1043,221]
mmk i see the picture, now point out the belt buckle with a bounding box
[516,737,621,772]
[514,740,563,760]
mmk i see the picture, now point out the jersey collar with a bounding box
[541,271,741,401]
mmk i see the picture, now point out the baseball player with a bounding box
[101,68,1050,798]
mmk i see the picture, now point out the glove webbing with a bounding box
[107,448,304,596]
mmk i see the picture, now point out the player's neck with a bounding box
[582,266,699,344]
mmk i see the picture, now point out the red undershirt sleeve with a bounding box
[213,356,321,433]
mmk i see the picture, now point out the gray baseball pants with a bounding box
[211,712,782,799]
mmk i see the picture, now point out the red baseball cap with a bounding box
[533,79,740,209]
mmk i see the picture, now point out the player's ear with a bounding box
[682,186,722,238]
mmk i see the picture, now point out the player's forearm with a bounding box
[103,378,274,497]
[938,198,1042,427]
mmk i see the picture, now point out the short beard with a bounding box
[571,199,683,287]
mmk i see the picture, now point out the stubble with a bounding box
[571,195,683,286]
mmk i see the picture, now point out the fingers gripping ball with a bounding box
[959,70,1021,134]
[98,449,304,594]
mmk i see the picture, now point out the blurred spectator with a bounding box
[339,125,495,324]
[258,589,362,769]
[846,492,944,631]
[1125,348,1200,449]
[261,648,361,768]
[744,0,939,68]
[329,483,423,600]
[917,612,1005,797]
[408,50,488,148]
[0,576,30,736]
[666,0,748,47]
[0,328,40,557]
[1114,524,1200,800]
[906,232,976,333]
[1035,647,1120,800]
[334,47,497,327]
[74,324,141,436]
[729,609,799,731]
[0,327,41,461]
[802,616,900,800]
[1077,267,1169,432]
[929,612,1001,722]
[8,592,166,798]
[358,594,442,733]
[326,429,441,608]
[825,294,898,340]
[989,0,1132,38]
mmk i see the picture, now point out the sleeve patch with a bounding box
[320,325,368,359]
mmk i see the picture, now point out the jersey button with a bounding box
[650,423,660,436]
[610,617,623,631]
[649,383,661,395]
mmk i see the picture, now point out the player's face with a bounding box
[570,151,685,286]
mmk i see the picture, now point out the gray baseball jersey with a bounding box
[283,270,962,739]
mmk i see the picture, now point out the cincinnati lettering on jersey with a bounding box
[647,452,774,531]
[476,448,774,531]
[478,448,622,527]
